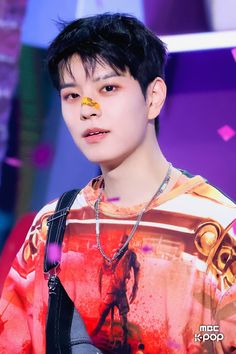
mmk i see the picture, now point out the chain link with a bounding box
[95,163,172,263]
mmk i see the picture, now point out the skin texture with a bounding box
[60,54,180,206]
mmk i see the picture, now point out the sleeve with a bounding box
[215,285,236,354]
[0,213,44,354]
[211,218,236,353]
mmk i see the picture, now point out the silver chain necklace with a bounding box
[94,163,172,263]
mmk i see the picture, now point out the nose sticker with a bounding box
[81,96,101,110]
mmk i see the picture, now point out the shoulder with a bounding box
[191,180,235,208]
[179,168,235,207]
[159,171,236,238]
[174,170,236,227]
[189,180,236,225]
[33,188,85,226]
[18,189,83,255]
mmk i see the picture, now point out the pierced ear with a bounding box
[146,77,167,120]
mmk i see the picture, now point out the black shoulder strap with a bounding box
[44,189,103,353]
[44,189,80,274]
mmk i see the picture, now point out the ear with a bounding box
[146,77,167,120]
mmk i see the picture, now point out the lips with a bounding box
[82,128,110,138]
[82,127,110,143]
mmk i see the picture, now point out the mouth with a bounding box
[82,128,110,138]
[82,127,110,143]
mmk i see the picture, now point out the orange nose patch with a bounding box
[81,97,101,110]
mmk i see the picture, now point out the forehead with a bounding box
[59,54,128,84]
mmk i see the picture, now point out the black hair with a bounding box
[47,13,168,135]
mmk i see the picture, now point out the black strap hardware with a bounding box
[46,207,70,225]
[44,189,80,275]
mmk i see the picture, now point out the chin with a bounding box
[85,152,122,168]
[84,152,111,163]
[87,155,116,165]
[82,144,135,168]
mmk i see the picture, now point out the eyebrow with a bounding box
[60,83,77,90]
[93,72,121,82]
[60,72,122,90]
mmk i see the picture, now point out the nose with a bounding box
[80,96,101,120]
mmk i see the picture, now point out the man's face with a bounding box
[60,54,150,168]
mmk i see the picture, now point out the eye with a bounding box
[62,92,80,101]
[101,85,117,93]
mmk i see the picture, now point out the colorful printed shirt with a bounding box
[0,172,236,354]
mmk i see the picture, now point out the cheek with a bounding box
[122,99,147,130]
[113,110,147,149]
[111,92,146,122]
[62,105,79,130]
[61,104,70,124]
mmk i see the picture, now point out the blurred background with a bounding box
[0,0,236,284]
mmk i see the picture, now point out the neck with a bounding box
[100,140,179,207]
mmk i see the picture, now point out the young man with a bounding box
[0,13,236,354]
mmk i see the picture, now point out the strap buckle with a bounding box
[47,207,70,226]
[44,264,61,280]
